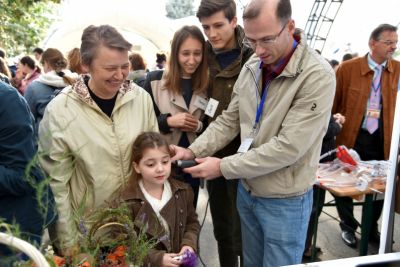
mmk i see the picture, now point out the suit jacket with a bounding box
[332,54,400,159]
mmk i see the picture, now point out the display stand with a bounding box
[379,79,400,253]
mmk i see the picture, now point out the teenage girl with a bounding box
[143,25,209,208]
[121,132,200,267]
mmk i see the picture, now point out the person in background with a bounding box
[24,48,79,137]
[143,25,209,208]
[329,59,339,72]
[195,0,253,266]
[342,53,354,62]
[0,80,57,265]
[303,113,345,259]
[33,47,44,62]
[14,55,41,95]
[171,0,335,266]
[332,23,400,248]
[153,52,167,70]
[121,132,200,267]
[0,57,11,84]
[127,52,147,87]
[67,47,85,74]
[0,47,15,78]
[38,25,159,256]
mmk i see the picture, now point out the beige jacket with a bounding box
[189,30,336,197]
[148,71,207,145]
[38,76,159,249]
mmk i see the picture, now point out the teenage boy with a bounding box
[196,1,253,266]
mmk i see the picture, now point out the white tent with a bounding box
[43,0,177,65]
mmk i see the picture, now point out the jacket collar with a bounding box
[121,176,187,249]
[245,28,307,78]
[71,74,133,106]
[121,175,186,201]
[158,71,207,113]
[360,53,396,76]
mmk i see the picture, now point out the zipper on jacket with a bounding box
[111,117,126,184]
[246,64,261,96]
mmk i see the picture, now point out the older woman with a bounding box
[38,25,158,255]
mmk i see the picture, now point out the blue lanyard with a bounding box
[253,39,298,129]
[254,78,272,127]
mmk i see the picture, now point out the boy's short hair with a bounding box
[196,0,236,21]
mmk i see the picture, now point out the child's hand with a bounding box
[162,253,181,267]
[179,245,194,254]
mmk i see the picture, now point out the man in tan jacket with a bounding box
[172,0,335,266]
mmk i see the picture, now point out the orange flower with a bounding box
[53,255,66,266]
[78,262,91,267]
[113,246,125,257]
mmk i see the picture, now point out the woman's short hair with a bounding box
[67,48,84,74]
[129,52,146,71]
[80,25,132,66]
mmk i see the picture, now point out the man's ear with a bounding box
[287,19,296,34]
[231,16,238,28]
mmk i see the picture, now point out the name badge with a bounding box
[366,108,380,119]
[194,95,208,110]
[237,138,254,153]
[205,98,219,117]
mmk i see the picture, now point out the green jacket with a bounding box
[190,30,335,197]
[206,25,253,158]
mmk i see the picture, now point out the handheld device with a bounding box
[175,160,198,168]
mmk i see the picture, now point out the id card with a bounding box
[366,108,380,119]
[205,98,219,117]
[237,138,254,153]
[194,95,208,110]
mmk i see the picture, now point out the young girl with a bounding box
[121,132,200,267]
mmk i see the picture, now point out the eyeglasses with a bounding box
[242,22,288,49]
[378,40,398,47]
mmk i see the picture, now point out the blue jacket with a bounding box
[0,81,57,247]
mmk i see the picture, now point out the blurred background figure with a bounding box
[67,47,86,74]
[13,55,41,95]
[0,57,11,84]
[329,59,339,72]
[152,51,167,70]
[127,52,147,87]
[342,53,354,62]
[33,47,44,62]
[0,47,16,78]
[24,48,79,137]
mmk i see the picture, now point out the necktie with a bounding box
[365,65,382,134]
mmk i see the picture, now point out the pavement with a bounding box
[196,186,400,267]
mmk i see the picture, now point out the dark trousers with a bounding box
[335,128,384,234]
[334,195,384,232]
[304,185,326,251]
[207,177,242,267]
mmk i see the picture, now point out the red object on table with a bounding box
[336,145,357,166]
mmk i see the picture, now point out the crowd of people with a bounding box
[0,0,399,266]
